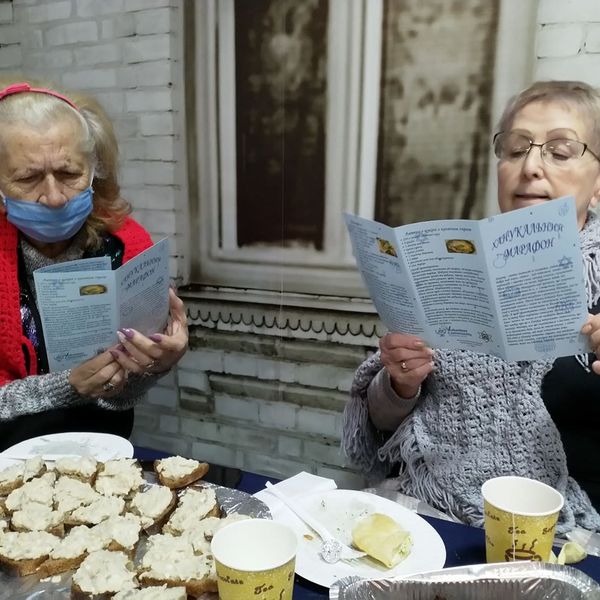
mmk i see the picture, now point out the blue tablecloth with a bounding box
[134,447,600,599]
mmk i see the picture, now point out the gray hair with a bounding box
[496,80,600,155]
[0,91,97,171]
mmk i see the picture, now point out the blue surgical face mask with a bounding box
[2,185,94,244]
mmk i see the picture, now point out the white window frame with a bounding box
[191,0,537,301]
[193,0,382,298]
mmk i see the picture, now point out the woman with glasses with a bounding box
[343,80,600,533]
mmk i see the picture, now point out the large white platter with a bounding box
[255,487,447,588]
[0,431,134,462]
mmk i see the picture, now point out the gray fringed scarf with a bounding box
[342,212,600,534]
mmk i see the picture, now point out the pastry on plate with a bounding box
[351,512,413,568]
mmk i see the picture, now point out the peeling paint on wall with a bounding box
[375,0,499,225]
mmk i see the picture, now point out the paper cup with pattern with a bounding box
[211,518,297,600]
[481,476,564,563]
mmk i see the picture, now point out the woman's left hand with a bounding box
[111,289,189,375]
[581,314,600,374]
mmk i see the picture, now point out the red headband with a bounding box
[0,82,79,111]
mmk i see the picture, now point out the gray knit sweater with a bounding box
[0,235,162,422]
[342,213,600,534]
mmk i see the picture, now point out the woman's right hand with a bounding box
[69,350,128,398]
[379,332,435,398]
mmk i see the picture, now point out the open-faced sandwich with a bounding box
[153,456,209,489]
[0,453,249,599]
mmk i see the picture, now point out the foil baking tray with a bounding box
[0,479,270,600]
[330,562,600,599]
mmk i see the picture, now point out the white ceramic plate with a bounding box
[255,488,446,588]
[0,432,134,462]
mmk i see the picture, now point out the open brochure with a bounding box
[33,238,170,371]
[345,197,591,361]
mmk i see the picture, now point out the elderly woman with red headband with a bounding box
[0,80,188,449]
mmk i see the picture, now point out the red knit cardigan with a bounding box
[0,217,153,386]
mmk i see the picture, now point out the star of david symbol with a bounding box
[557,256,572,269]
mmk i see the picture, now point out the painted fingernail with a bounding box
[117,344,126,352]
[119,328,135,339]
[116,331,127,344]
[149,334,162,343]
[109,350,120,359]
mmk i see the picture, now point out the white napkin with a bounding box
[254,471,337,512]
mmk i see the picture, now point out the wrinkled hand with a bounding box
[69,351,128,398]
[380,332,435,398]
[581,314,600,374]
[110,289,189,375]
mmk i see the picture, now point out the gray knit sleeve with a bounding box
[341,351,392,481]
[0,371,83,421]
[0,369,166,421]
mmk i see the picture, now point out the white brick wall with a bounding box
[535,0,600,85]
[0,45,21,68]
[537,24,584,58]
[76,0,124,18]
[134,8,173,35]
[0,24,22,45]
[586,24,600,53]
[0,2,13,24]
[62,67,118,89]
[139,113,175,135]
[119,61,172,87]
[45,21,98,46]
[27,48,73,69]
[538,0,600,24]
[26,2,72,23]
[123,34,170,63]
[74,42,122,65]
[258,401,296,430]
[125,0,172,11]
[536,53,600,85]
[125,89,173,112]
[100,15,135,39]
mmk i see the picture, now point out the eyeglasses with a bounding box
[493,132,600,168]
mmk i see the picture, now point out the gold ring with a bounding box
[146,360,157,371]
[400,361,408,371]
[103,381,116,392]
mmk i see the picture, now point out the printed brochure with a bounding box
[345,197,590,360]
[34,238,170,371]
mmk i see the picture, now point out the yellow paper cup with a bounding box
[211,518,297,600]
[481,476,564,563]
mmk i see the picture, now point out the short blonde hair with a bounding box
[496,80,600,155]
[0,76,131,250]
